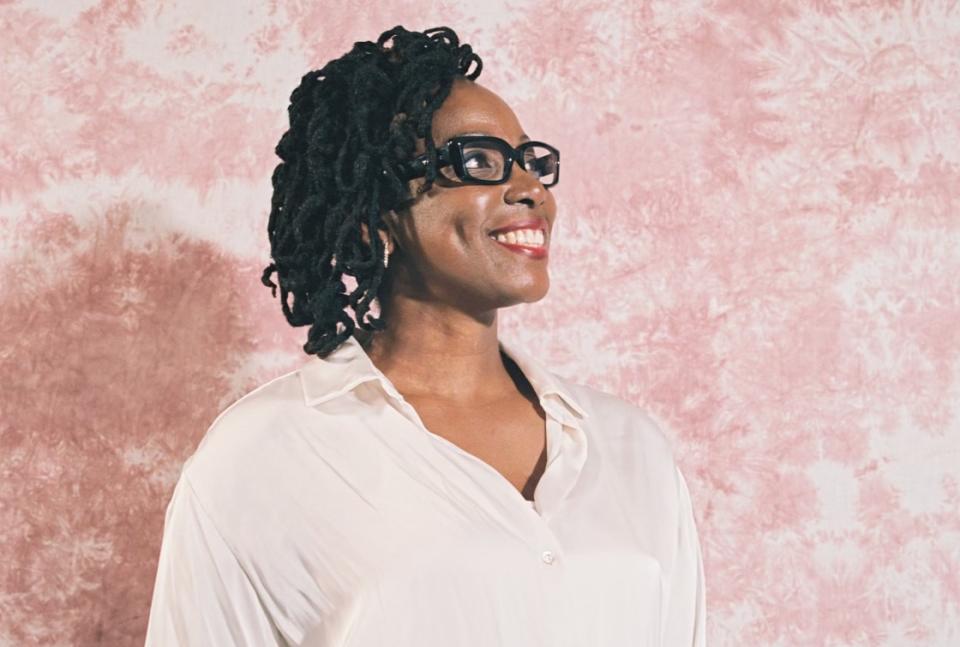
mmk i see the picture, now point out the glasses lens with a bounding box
[459,142,507,181]
[521,144,558,186]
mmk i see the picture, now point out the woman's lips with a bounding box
[488,236,548,259]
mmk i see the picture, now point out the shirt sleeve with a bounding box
[661,464,707,647]
[144,473,285,646]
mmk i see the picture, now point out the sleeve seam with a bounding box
[179,471,286,643]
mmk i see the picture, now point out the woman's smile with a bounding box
[486,216,549,258]
[488,231,548,258]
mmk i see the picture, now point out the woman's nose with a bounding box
[503,161,547,207]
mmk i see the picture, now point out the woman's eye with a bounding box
[526,158,546,176]
[463,151,493,168]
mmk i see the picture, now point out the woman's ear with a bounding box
[359,222,393,254]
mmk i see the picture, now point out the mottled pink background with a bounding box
[2,1,959,645]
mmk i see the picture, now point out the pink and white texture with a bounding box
[2,1,958,645]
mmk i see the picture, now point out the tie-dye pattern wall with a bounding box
[2,1,958,645]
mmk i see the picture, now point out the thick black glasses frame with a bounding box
[398,135,560,188]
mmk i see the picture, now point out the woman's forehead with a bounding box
[431,80,524,142]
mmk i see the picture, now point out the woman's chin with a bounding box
[501,279,550,306]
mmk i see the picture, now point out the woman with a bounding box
[145,25,706,647]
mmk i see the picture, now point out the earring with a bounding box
[383,242,391,269]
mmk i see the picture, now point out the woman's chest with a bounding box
[231,409,670,645]
[404,393,548,498]
[252,463,663,647]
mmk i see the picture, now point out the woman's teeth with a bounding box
[490,229,545,247]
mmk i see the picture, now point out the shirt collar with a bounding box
[299,333,589,426]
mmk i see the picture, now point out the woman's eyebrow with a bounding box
[445,131,533,142]
[448,130,492,138]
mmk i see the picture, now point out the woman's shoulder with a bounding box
[558,376,678,463]
[558,377,688,515]
[179,363,314,490]
[201,366,304,440]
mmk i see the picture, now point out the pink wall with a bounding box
[3,1,959,645]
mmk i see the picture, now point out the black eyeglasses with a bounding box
[398,135,560,188]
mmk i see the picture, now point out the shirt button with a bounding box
[541,550,555,565]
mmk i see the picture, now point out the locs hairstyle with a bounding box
[260,26,483,358]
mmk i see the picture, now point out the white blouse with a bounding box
[145,334,706,646]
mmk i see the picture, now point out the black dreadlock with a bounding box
[260,25,483,358]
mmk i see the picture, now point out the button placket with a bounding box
[390,398,568,558]
[383,376,577,568]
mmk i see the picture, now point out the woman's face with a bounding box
[380,77,557,315]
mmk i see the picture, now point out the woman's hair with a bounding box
[260,25,483,358]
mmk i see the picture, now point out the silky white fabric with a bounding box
[145,333,707,646]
